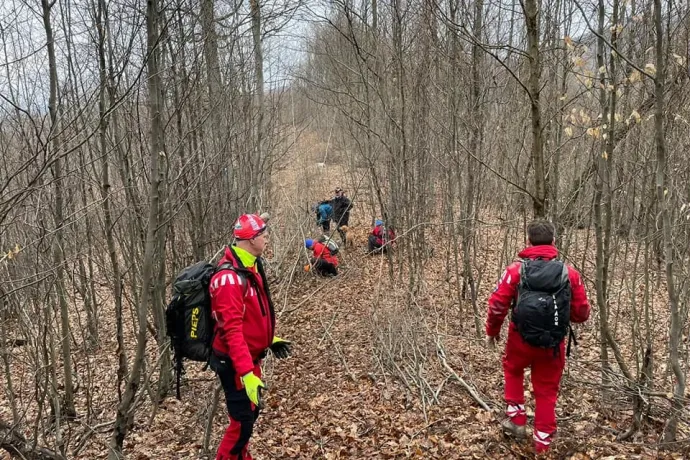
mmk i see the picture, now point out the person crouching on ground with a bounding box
[305,238,338,276]
[368,219,396,253]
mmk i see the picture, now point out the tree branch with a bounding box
[0,419,65,460]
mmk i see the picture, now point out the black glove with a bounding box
[270,337,292,359]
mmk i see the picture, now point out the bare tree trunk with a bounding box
[523,0,546,217]
[196,0,218,257]
[201,0,221,138]
[594,0,633,392]
[41,0,76,419]
[447,0,464,321]
[96,0,128,399]
[153,180,172,402]
[464,0,483,336]
[1,294,20,424]
[152,10,172,403]
[593,0,611,385]
[655,0,685,442]
[77,151,99,351]
[59,0,99,353]
[250,0,265,209]
[551,0,572,234]
[202,384,222,455]
[47,296,65,454]
[109,0,164,454]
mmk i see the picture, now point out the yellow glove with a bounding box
[241,372,265,407]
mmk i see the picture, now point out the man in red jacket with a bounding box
[486,220,590,454]
[209,213,291,460]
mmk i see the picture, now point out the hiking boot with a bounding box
[501,418,527,439]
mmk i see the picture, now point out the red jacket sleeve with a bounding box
[567,267,590,323]
[210,271,254,376]
[486,262,520,337]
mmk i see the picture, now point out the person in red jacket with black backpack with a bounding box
[209,213,291,460]
[486,220,590,454]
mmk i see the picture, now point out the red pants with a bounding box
[211,354,261,460]
[503,325,565,435]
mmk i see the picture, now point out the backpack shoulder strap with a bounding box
[567,324,578,357]
[518,259,528,288]
[560,261,570,285]
[512,260,527,313]
[214,263,249,297]
[216,262,234,273]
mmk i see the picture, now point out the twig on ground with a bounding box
[436,338,491,411]
[202,383,222,455]
[321,325,357,382]
[411,418,450,439]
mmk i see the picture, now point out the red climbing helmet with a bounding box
[233,214,267,240]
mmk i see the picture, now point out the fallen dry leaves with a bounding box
[2,167,689,459]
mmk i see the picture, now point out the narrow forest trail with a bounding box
[229,158,673,460]
[252,225,500,459]
[200,161,669,459]
[99,158,678,459]
[237,160,512,459]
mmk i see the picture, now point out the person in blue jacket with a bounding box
[315,201,333,233]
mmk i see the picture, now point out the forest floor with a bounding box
[122,158,686,460]
[2,142,688,460]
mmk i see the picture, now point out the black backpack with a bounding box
[512,259,572,351]
[165,261,239,398]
